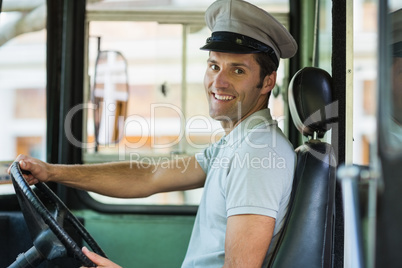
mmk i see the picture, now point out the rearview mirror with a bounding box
[92,50,129,147]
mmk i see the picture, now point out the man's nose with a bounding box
[214,70,230,88]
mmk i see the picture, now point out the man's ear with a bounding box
[261,71,277,95]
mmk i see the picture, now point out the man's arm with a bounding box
[9,154,206,198]
[223,214,275,268]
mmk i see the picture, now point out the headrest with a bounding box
[288,67,334,138]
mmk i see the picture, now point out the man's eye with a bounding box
[211,64,219,71]
[234,68,244,74]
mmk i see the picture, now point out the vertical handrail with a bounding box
[337,165,365,268]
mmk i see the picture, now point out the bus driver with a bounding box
[10,0,298,267]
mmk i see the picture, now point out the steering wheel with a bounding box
[8,162,107,267]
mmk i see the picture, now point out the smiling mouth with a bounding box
[213,93,235,101]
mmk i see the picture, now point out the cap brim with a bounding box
[200,41,260,54]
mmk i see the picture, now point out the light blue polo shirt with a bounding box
[182,108,296,268]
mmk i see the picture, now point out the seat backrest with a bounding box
[269,67,337,268]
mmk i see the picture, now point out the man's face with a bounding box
[203,51,275,129]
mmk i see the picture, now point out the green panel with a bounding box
[301,0,316,68]
[74,210,195,267]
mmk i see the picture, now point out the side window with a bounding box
[353,0,378,165]
[84,21,209,205]
[0,11,47,195]
[0,2,291,202]
[83,12,291,206]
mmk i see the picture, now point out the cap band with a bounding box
[203,32,279,67]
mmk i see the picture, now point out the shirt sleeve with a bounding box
[225,142,294,219]
[195,146,213,174]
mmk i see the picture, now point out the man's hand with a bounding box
[7,154,52,185]
[80,247,122,268]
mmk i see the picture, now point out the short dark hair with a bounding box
[254,52,277,87]
[253,53,277,102]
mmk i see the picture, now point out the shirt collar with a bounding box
[220,108,276,147]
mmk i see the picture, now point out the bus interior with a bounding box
[1,0,402,267]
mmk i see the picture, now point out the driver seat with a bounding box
[269,67,337,267]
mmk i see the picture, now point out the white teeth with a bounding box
[214,94,234,101]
